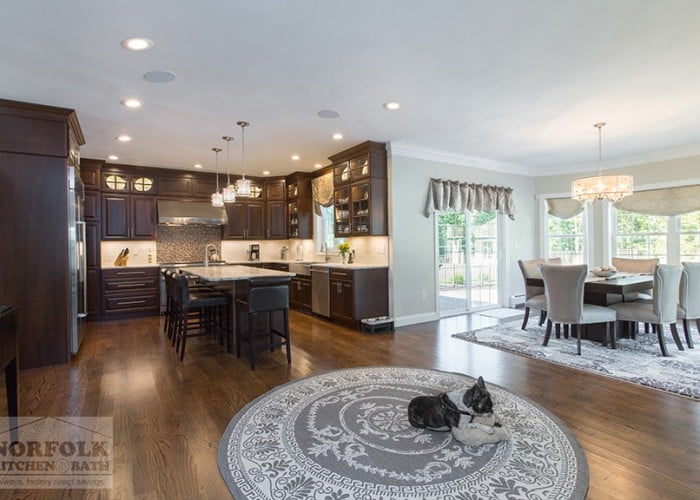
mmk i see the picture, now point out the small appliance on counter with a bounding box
[249,244,260,261]
[280,245,288,260]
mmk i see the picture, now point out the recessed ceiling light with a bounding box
[107,155,119,161]
[291,155,300,161]
[194,164,203,169]
[121,38,153,51]
[332,133,343,140]
[314,163,322,169]
[121,98,142,109]
[383,102,400,110]
[262,170,270,176]
[143,70,176,83]
[116,135,131,142]
[318,109,340,119]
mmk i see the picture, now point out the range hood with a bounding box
[157,200,228,225]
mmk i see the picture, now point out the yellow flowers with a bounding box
[337,242,350,255]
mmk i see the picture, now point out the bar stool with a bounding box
[172,274,230,361]
[235,276,292,370]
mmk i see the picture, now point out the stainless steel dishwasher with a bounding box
[311,266,330,317]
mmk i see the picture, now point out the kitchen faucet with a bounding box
[321,242,330,262]
[204,243,219,267]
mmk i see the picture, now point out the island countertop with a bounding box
[182,265,295,282]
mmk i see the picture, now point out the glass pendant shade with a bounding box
[210,146,224,207]
[222,184,237,203]
[211,191,224,207]
[571,122,633,204]
[236,178,251,197]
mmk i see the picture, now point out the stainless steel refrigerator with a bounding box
[68,166,87,354]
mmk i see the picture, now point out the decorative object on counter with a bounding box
[210,147,224,207]
[280,245,288,260]
[218,367,588,500]
[222,136,236,203]
[113,248,129,266]
[295,242,303,261]
[338,241,350,263]
[235,121,251,197]
[571,122,634,203]
[347,249,355,264]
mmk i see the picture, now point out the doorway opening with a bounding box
[437,211,499,316]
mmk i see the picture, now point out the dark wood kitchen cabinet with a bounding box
[223,200,265,239]
[286,173,312,239]
[102,195,156,240]
[266,200,287,239]
[101,267,159,316]
[0,99,85,368]
[329,267,388,329]
[330,141,387,237]
[290,276,312,312]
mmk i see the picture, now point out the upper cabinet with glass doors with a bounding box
[329,141,387,237]
[102,171,155,194]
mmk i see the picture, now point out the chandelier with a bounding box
[236,121,251,197]
[210,147,224,207]
[571,122,633,203]
[222,136,236,203]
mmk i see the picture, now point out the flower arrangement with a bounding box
[337,242,351,261]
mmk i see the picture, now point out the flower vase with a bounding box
[341,253,347,264]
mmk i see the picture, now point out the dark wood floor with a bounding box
[6,311,700,499]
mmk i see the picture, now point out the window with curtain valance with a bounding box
[311,172,334,216]
[424,178,516,220]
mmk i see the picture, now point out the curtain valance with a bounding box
[613,184,700,216]
[424,178,515,220]
[546,197,584,219]
[311,173,334,216]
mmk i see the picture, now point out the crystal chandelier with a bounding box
[210,147,224,207]
[236,121,251,197]
[222,135,236,203]
[571,122,633,203]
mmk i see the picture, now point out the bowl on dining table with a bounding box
[592,266,617,278]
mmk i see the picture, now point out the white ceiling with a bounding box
[2,1,700,177]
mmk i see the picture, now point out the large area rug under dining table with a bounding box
[218,366,588,499]
[453,321,700,400]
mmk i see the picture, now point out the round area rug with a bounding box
[218,367,588,499]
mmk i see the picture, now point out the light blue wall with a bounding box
[388,153,536,326]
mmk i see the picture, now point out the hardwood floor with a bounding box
[6,311,700,499]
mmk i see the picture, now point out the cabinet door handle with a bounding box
[117,299,146,306]
[116,283,147,288]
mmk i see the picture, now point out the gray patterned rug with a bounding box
[218,367,588,499]
[453,321,700,400]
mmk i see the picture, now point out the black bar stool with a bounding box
[235,276,292,370]
[172,274,230,361]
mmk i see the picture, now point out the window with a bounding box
[679,211,700,262]
[613,210,668,262]
[314,205,339,252]
[546,211,586,264]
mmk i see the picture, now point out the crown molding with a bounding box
[389,142,538,176]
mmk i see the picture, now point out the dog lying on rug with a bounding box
[407,376,509,447]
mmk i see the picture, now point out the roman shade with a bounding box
[546,197,584,219]
[613,184,700,216]
[312,172,334,216]
[424,178,515,220]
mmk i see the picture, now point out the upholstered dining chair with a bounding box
[539,263,617,356]
[609,257,659,303]
[678,262,700,349]
[610,264,684,357]
[518,258,562,330]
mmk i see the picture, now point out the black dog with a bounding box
[407,376,494,431]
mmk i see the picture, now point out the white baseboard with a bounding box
[394,312,439,327]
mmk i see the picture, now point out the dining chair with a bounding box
[609,257,658,303]
[678,262,700,349]
[539,263,617,355]
[518,258,562,330]
[609,264,684,357]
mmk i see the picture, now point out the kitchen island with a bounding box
[182,265,295,353]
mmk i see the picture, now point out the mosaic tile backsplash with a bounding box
[156,225,221,263]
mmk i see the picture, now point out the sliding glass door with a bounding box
[437,211,499,316]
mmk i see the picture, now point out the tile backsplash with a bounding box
[156,225,221,263]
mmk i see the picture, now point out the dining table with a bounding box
[526,272,654,343]
[181,265,295,353]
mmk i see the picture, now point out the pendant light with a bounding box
[236,121,251,197]
[210,147,224,207]
[571,122,633,203]
[222,135,236,203]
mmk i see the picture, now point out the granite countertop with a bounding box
[182,265,295,282]
[101,260,387,270]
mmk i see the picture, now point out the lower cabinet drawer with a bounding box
[103,293,159,313]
